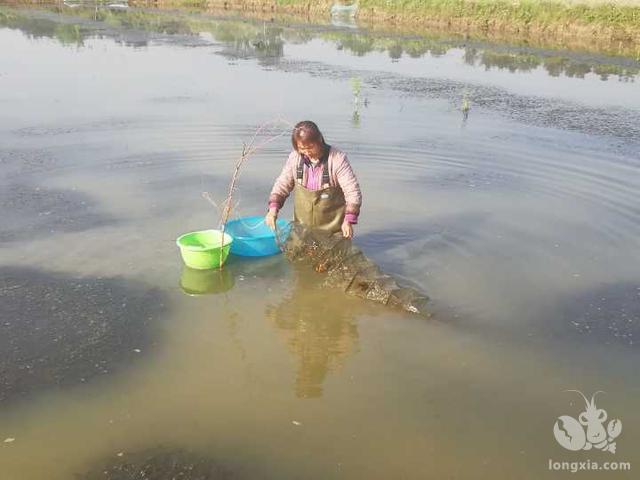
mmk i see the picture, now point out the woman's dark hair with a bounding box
[291,120,325,152]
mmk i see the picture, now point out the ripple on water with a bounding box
[272,57,640,142]
[359,129,640,246]
[357,213,489,277]
[13,118,135,138]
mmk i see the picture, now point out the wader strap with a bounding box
[296,158,304,184]
[321,164,330,187]
[321,144,331,187]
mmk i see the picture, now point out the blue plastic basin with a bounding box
[224,216,291,257]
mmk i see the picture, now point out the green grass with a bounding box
[272,0,640,29]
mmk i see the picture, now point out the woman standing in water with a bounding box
[265,121,362,238]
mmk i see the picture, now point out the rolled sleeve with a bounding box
[345,213,358,224]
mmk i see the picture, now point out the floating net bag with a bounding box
[280,223,429,315]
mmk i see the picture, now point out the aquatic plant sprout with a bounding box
[350,76,364,126]
[350,76,362,98]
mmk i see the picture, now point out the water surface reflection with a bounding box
[1,4,638,81]
[1,3,639,479]
[266,264,362,399]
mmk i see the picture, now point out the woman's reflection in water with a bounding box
[266,264,370,399]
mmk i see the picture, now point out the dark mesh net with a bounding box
[280,223,429,315]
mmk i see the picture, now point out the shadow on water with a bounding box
[0,183,116,244]
[78,446,235,480]
[0,266,166,404]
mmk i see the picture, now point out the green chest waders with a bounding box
[292,150,346,235]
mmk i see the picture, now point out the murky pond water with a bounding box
[1,4,639,479]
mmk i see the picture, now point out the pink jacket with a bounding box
[268,146,362,224]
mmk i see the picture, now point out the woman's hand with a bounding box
[341,221,353,239]
[265,208,278,230]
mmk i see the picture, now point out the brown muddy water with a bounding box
[0,4,639,479]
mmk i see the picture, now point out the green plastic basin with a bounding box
[176,229,233,270]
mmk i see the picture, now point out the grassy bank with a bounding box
[353,0,640,36]
[130,0,639,57]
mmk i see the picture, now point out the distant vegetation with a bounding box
[1,4,638,79]
[151,0,640,56]
[0,6,640,79]
[3,0,639,55]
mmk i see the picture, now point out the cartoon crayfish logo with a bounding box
[553,390,622,453]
